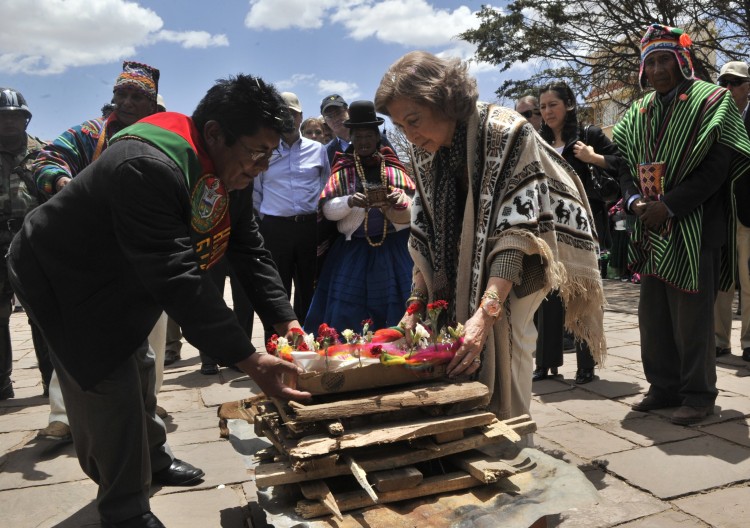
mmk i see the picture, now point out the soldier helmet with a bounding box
[0,87,32,121]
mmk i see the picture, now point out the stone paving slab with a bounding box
[617,509,708,528]
[555,469,669,527]
[0,479,100,528]
[538,388,639,425]
[0,438,86,491]
[153,486,249,527]
[604,435,750,498]
[672,485,750,528]
[572,369,648,399]
[701,417,750,448]
[600,415,703,447]
[536,421,636,459]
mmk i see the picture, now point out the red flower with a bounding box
[317,323,339,344]
[289,327,305,335]
[406,302,422,315]
[266,334,279,355]
[427,299,448,311]
[297,341,309,351]
[370,345,383,357]
[361,318,373,327]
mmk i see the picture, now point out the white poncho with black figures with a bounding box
[407,102,606,419]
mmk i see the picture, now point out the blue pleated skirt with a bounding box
[304,228,413,334]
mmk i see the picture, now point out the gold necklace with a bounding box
[354,151,388,247]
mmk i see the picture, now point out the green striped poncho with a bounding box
[613,80,750,291]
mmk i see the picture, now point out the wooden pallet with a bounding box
[240,380,536,520]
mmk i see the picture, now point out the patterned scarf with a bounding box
[430,122,467,308]
[110,112,231,270]
[613,80,750,291]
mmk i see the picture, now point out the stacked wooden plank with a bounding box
[243,380,536,520]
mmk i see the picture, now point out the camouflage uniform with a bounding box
[0,134,50,394]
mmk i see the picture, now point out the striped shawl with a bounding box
[613,80,750,291]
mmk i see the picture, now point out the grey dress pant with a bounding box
[51,340,173,523]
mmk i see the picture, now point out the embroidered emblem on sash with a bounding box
[190,174,230,270]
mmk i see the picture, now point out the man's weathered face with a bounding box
[643,51,682,94]
[323,106,348,136]
[206,122,280,192]
[719,76,750,110]
[113,86,156,126]
[0,111,28,137]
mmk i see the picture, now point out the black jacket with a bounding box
[8,139,295,389]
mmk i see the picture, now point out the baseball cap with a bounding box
[320,94,347,114]
[280,92,302,113]
[718,61,750,81]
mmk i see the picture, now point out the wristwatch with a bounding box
[480,296,503,320]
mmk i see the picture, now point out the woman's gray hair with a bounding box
[374,51,478,122]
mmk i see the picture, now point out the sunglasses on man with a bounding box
[719,78,749,88]
[519,109,541,119]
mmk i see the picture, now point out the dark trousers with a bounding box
[535,291,595,370]
[198,260,254,366]
[639,246,720,407]
[259,215,317,325]
[51,343,173,522]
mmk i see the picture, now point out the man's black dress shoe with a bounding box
[532,367,558,381]
[163,350,181,366]
[152,459,205,486]
[743,347,750,362]
[716,346,731,357]
[631,394,678,412]
[101,511,166,528]
[575,368,595,384]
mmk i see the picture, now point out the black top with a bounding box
[9,139,295,389]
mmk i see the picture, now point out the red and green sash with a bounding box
[111,113,230,270]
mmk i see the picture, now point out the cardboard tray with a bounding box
[285,363,447,395]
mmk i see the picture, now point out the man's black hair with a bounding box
[192,74,293,145]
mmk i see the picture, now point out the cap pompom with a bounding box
[679,33,692,48]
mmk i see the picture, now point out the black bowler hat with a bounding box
[343,100,385,128]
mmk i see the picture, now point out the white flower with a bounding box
[341,329,355,343]
[303,333,317,351]
[414,323,430,341]
[277,336,289,349]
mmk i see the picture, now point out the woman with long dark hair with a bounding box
[533,81,623,384]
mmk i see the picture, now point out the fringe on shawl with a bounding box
[489,228,607,367]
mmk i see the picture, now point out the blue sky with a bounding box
[1,0,531,141]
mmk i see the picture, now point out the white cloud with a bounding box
[317,79,360,102]
[244,0,497,78]
[244,0,483,48]
[0,0,228,75]
[245,0,342,30]
[153,30,229,49]
[275,73,317,90]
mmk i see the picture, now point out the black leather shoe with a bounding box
[575,368,595,384]
[152,459,205,486]
[743,348,750,362]
[163,350,181,366]
[671,405,714,425]
[200,363,219,375]
[532,367,558,381]
[0,381,14,400]
[716,346,731,357]
[101,511,165,528]
[632,394,678,412]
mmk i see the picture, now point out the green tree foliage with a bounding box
[461,1,750,108]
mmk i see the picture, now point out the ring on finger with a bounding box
[472,358,480,365]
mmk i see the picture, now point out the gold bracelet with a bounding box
[481,290,500,301]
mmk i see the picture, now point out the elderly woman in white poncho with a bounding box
[374,51,606,420]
